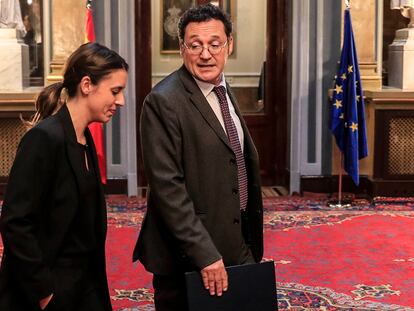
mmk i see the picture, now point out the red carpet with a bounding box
[268,211,414,310]
[2,196,414,310]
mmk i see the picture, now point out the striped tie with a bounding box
[213,85,248,210]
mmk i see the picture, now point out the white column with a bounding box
[105,0,137,196]
[289,0,324,193]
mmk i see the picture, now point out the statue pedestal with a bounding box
[0,29,29,91]
[389,28,414,90]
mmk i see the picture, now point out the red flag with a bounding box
[89,123,107,184]
[85,0,96,42]
[86,0,106,184]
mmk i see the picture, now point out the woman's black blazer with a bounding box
[0,105,111,310]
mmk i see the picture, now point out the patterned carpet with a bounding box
[2,196,414,310]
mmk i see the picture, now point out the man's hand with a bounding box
[200,259,228,296]
[39,293,53,310]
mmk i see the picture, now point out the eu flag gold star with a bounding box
[348,65,353,73]
[335,84,343,94]
[356,95,360,102]
[339,113,344,119]
[350,122,358,132]
[334,99,342,109]
[341,73,347,80]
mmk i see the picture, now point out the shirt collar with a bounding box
[193,73,227,97]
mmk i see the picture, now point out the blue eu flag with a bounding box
[330,9,368,186]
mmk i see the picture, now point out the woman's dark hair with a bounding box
[178,3,233,41]
[28,42,128,127]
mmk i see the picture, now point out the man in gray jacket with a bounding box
[133,4,263,310]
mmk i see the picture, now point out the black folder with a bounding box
[185,261,277,311]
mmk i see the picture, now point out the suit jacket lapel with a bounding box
[227,82,247,133]
[178,66,233,152]
[85,128,107,241]
[56,105,88,193]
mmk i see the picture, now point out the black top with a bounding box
[61,142,99,256]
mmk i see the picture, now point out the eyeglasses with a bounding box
[182,40,228,55]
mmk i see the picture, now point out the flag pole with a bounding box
[338,152,343,205]
[329,148,351,208]
[337,0,346,207]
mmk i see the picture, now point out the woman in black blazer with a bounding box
[0,42,128,311]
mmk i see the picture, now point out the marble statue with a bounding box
[391,0,414,28]
[389,0,414,89]
[0,0,25,31]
